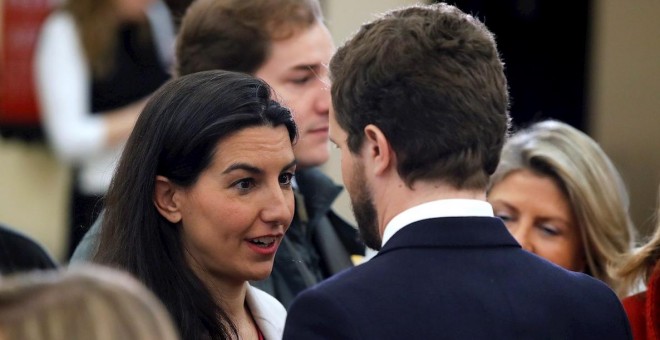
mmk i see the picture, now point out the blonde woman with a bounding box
[34,0,174,256]
[617,185,660,339]
[0,265,179,340]
[488,119,635,297]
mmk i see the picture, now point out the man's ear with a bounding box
[363,124,393,176]
[154,175,182,223]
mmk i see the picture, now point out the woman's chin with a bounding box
[248,266,274,282]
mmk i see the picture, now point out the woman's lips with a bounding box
[246,235,282,256]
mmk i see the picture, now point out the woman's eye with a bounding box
[495,213,512,222]
[279,173,294,186]
[234,179,254,191]
[538,223,560,236]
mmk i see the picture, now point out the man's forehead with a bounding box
[261,23,333,73]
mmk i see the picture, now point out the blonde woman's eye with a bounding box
[538,223,560,236]
[495,213,512,222]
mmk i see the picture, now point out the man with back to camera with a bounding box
[71,0,364,309]
[282,3,632,339]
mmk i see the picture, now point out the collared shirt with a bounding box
[381,199,494,247]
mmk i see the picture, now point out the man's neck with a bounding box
[374,180,486,236]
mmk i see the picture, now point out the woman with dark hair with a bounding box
[93,70,297,339]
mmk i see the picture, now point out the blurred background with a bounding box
[1,0,659,262]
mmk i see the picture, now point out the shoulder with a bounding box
[284,273,364,339]
[294,261,372,303]
[0,225,57,274]
[0,225,46,253]
[545,269,632,336]
[37,11,79,53]
[41,10,77,36]
[248,285,286,314]
[518,252,622,307]
[247,285,286,338]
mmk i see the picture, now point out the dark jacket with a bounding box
[284,217,631,339]
[0,223,58,275]
[252,167,365,309]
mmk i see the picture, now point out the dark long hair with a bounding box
[93,70,297,339]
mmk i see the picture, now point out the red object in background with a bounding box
[0,0,53,126]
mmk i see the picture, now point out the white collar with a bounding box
[381,199,494,247]
[246,285,286,339]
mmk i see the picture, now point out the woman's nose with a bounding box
[261,185,294,228]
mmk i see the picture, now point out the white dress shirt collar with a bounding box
[381,199,494,247]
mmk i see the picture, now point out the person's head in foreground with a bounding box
[329,3,509,250]
[94,70,298,339]
[0,265,179,340]
[176,0,333,169]
[488,119,635,297]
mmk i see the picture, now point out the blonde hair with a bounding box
[616,185,660,295]
[489,120,635,297]
[0,265,180,340]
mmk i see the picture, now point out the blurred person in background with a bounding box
[488,119,636,297]
[0,265,180,340]
[93,70,295,339]
[0,223,58,275]
[617,184,660,340]
[33,0,174,257]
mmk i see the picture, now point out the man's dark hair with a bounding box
[330,3,510,190]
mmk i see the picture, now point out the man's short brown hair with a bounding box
[175,0,323,76]
[330,3,510,190]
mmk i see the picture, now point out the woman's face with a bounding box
[488,169,586,272]
[176,125,296,284]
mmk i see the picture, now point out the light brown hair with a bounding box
[617,185,660,295]
[0,265,180,340]
[175,0,323,76]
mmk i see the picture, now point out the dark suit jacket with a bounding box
[0,223,58,275]
[283,217,632,339]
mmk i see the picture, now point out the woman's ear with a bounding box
[154,175,182,223]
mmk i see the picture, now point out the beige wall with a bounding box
[590,0,660,236]
[1,0,658,262]
[0,139,70,260]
